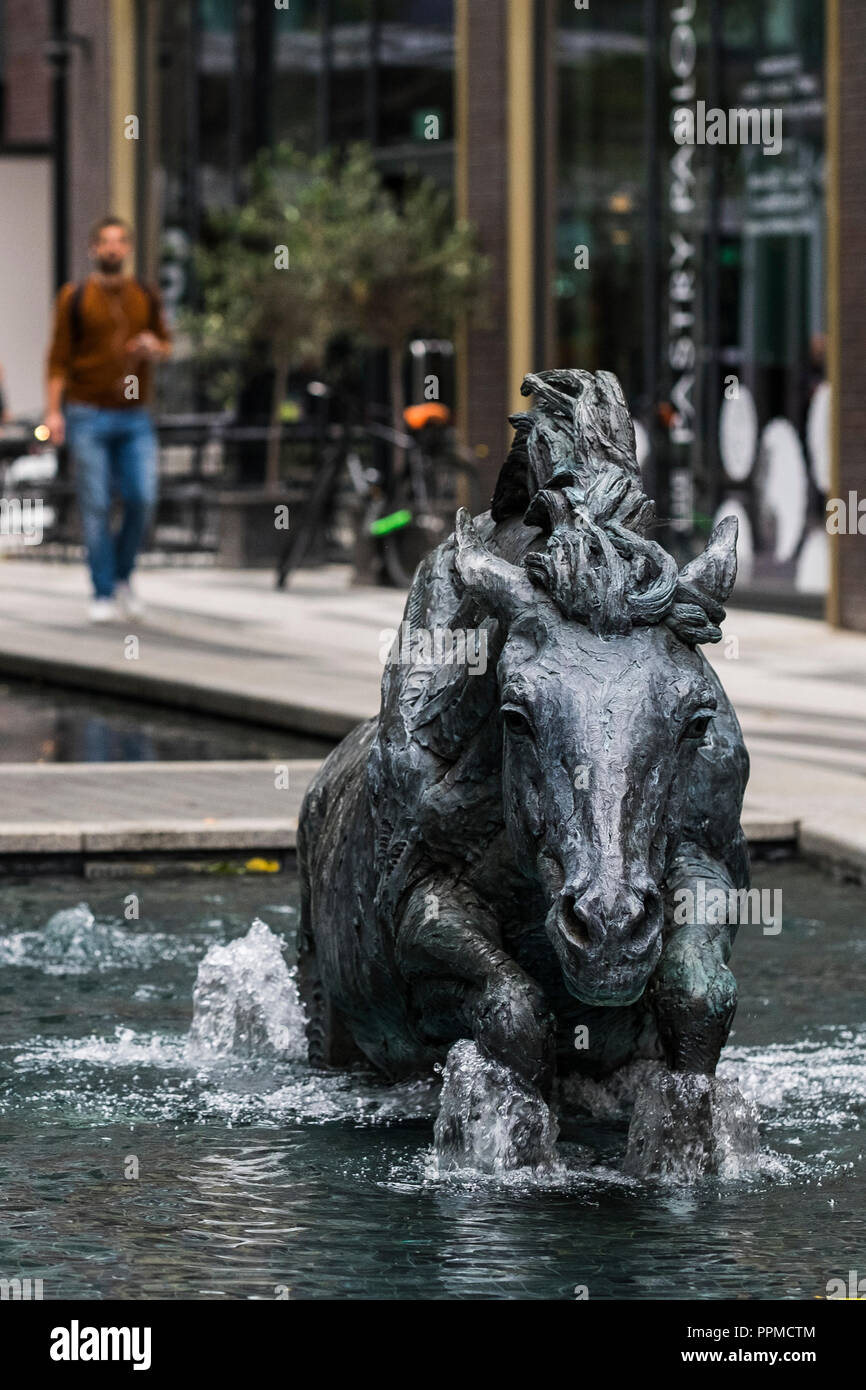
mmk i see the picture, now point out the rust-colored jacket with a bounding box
[47,275,172,409]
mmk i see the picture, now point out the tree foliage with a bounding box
[185,143,490,484]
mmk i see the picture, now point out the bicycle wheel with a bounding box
[275,442,345,589]
[380,456,478,589]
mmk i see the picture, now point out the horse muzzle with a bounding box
[548,884,663,1005]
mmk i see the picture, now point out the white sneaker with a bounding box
[89,598,118,623]
[116,581,144,619]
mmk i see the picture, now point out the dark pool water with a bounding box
[0,678,332,763]
[0,861,862,1300]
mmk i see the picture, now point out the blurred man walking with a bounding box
[44,217,171,622]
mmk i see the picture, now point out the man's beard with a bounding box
[95,255,124,275]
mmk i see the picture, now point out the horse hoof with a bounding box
[623,1068,759,1180]
[432,1040,559,1175]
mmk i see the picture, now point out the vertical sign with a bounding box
[666,0,699,534]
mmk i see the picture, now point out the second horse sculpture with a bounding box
[298,369,758,1177]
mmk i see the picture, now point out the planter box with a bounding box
[216,488,293,569]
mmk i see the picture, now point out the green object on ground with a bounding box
[369,509,413,537]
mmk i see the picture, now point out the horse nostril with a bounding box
[623,910,659,959]
[559,893,594,947]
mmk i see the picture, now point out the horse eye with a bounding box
[502,706,532,737]
[684,711,712,740]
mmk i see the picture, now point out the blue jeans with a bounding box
[66,404,158,599]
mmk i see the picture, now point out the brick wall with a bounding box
[66,0,111,280]
[837,0,866,630]
[2,0,112,280]
[3,0,52,146]
[462,0,510,504]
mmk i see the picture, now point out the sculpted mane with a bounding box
[485,368,732,646]
[383,363,740,792]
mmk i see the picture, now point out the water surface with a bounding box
[0,678,332,763]
[0,862,862,1300]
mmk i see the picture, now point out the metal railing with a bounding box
[0,414,335,559]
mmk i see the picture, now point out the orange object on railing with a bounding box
[402,402,451,430]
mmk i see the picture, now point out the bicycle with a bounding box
[275,403,479,590]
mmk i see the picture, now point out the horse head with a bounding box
[453,465,739,1007]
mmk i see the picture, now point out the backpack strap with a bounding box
[134,278,158,331]
[68,282,86,347]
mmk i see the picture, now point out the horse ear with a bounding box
[679,515,739,606]
[453,509,535,624]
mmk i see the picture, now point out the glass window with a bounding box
[555,0,648,397]
[330,0,374,148]
[714,0,826,592]
[377,0,454,175]
[274,0,323,154]
[553,0,827,598]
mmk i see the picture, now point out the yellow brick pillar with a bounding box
[455,0,471,452]
[454,0,538,495]
[825,0,841,626]
[507,0,535,413]
[109,0,137,230]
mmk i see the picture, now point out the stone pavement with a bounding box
[0,560,407,739]
[0,559,862,872]
[0,760,320,855]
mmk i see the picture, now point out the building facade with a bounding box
[1,0,861,626]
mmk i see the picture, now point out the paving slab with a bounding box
[0,561,402,737]
[0,760,317,855]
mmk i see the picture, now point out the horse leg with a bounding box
[296,800,368,1070]
[623,853,760,1178]
[395,880,557,1097]
[649,854,739,1075]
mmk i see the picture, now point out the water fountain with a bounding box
[0,836,863,1298]
[1,373,862,1300]
[186,918,306,1062]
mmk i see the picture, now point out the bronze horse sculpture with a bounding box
[297,369,756,1176]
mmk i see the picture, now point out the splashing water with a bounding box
[0,863,862,1300]
[186,919,308,1063]
[432,1040,559,1175]
[623,1066,760,1181]
[0,903,201,974]
[722,1032,866,1131]
[559,1059,663,1120]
